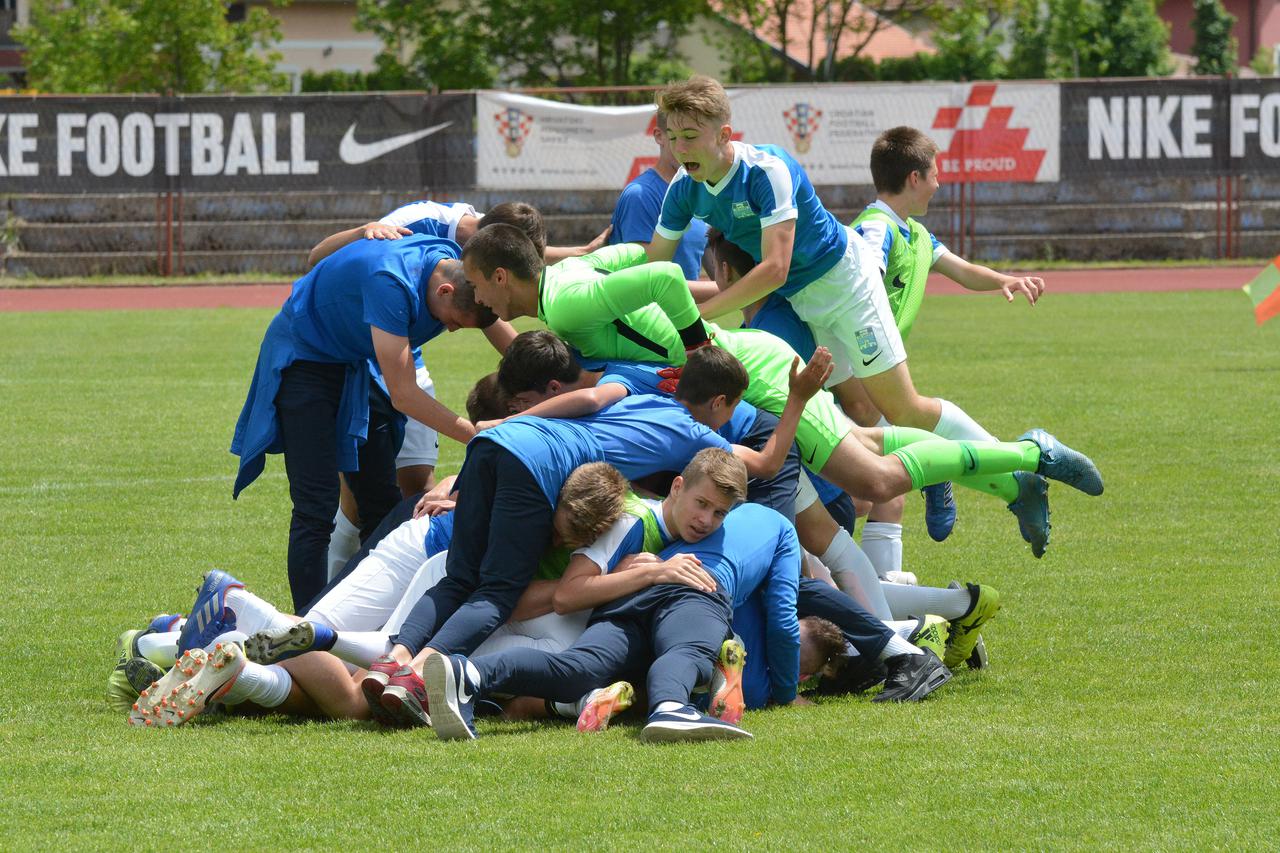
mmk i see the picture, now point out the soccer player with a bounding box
[232,234,503,611]
[645,77,1023,535]
[849,126,1052,555]
[460,224,1103,564]
[608,110,710,281]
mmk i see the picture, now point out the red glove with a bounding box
[657,366,682,395]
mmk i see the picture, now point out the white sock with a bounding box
[932,399,997,442]
[861,522,903,578]
[138,631,179,667]
[221,660,293,708]
[654,700,684,714]
[552,700,579,719]
[327,509,362,582]
[879,632,924,659]
[225,588,293,635]
[329,631,393,668]
[883,570,917,585]
[883,619,918,640]
[802,551,836,586]
[824,534,892,620]
[880,584,972,621]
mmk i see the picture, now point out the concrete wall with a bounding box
[3,178,1277,277]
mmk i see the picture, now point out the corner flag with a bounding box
[1242,256,1280,326]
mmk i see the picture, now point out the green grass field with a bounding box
[1,291,1277,849]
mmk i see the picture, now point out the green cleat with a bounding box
[107,630,144,712]
[708,637,747,725]
[906,615,949,661]
[948,581,989,668]
[943,584,1001,670]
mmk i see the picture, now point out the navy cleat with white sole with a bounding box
[640,705,753,743]
[922,481,957,541]
[1020,429,1104,496]
[1007,471,1051,558]
[177,570,244,654]
[425,653,479,741]
[245,621,334,664]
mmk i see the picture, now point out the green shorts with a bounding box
[714,326,852,472]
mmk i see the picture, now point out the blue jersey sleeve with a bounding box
[362,272,414,337]
[655,176,694,239]
[610,182,664,244]
[747,160,799,230]
[762,524,802,704]
[575,515,648,573]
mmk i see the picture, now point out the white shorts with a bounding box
[786,227,907,386]
[794,470,820,514]
[379,552,589,656]
[396,366,439,469]
[306,515,434,631]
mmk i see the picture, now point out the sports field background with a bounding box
[1,288,1277,848]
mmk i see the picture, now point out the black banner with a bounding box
[0,92,475,193]
[1062,78,1280,177]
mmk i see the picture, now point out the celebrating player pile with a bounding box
[108,74,1100,742]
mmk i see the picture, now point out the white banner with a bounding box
[477,82,1059,190]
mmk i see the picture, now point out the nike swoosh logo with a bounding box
[862,351,882,367]
[664,709,703,721]
[805,446,817,466]
[456,664,474,704]
[338,121,453,165]
[891,275,906,289]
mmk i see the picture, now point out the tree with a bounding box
[1006,0,1050,79]
[15,0,288,93]
[929,0,1008,81]
[354,0,495,91]
[1046,0,1172,78]
[716,0,932,82]
[1191,0,1237,75]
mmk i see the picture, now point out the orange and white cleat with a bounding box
[708,637,746,725]
[151,643,246,728]
[576,681,635,733]
[128,648,207,726]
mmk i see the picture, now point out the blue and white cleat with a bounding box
[177,570,244,654]
[245,621,334,664]
[922,481,957,541]
[425,653,480,741]
[1007,471,1051,558]
[640,705,753,743]
[1020,429,1104,496]
[147,613,183,634]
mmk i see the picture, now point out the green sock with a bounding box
[883,427,1028,503]
[891,440,1041,491]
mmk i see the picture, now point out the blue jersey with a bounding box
[424,511,456,557]
[746,293,816,359]
[591,358,759,444]
[380,200,479,244]
[580,395,731,481]
[609,168,708,281]
[468,417,604,506]
[658,503,801,703]
[575,497,675,573]
[231,235,457,496]
[656,142,847,296]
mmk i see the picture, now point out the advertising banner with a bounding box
[477,83,1060,190]
[1061,78,1280,177]
[0,93,475,193]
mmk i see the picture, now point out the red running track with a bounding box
[0,266,1254,312]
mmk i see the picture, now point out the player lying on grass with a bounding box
[460,222,1104,561]
[115,463,630,727]
[232,232,506,611]
[489,330,916,621]
[426,451,952,743]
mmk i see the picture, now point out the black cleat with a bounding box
[873,648,952,703]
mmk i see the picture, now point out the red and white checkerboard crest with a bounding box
[495,107,534,159]
[931,84,1047,182]
[783,103,822,154]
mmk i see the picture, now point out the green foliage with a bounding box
[1191,0,1238,75]
[2,292,1278,847]
[1006,0,1050,79]
[1249,44,1277,76]
[873,52,936,81]
[1041,0,1172,77]
[298,54,446,93]
[14,0,288,94]
[929,1,1007,81]
[354,1,495,90]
